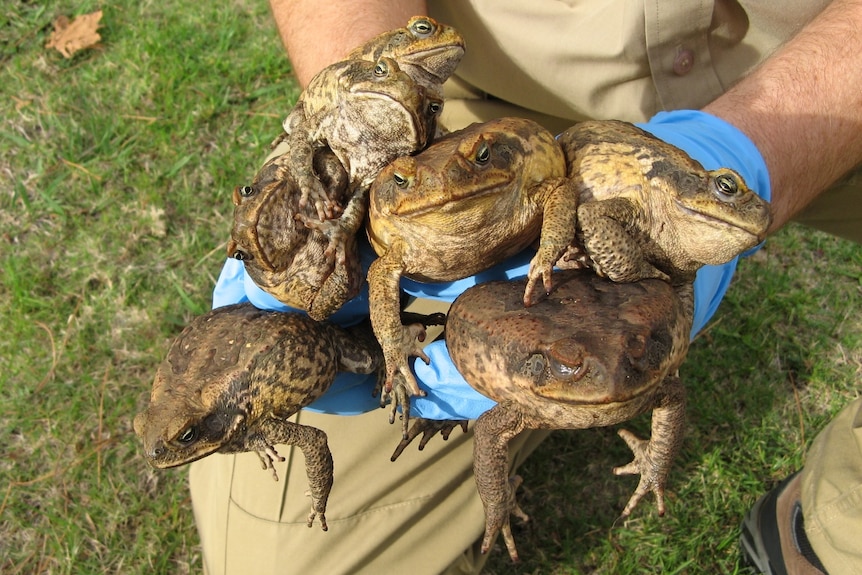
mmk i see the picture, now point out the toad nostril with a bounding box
[151,440,166,458]
[627,333,647,360]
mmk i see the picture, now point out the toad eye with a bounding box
[373,59,390,77]
[714,173,740,199]
[238,185,257,197]
[232,250,252,261]
[177,426,198,445]
[548,357,585,381]
[392,172,409,188]
[410,18,435,37]
[427,100,442,116]
[474,142,491,165]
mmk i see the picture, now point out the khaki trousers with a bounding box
[801,397,862,574]
[191,408,548,575]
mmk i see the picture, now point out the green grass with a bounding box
[1,1,860,573]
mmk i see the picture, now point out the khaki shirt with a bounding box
[429,0,830,122]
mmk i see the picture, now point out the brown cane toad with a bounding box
[227,148,362,320]
[557,120,772,285]
[366,117,578,434]
[133,303,382,531]
[445,270,691,561]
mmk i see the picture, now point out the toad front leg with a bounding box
[473,402,530,562]
[237,418,335,531]
[284,123,342,221]
[296,186,369,267]
[612,374,685,518]
[524,177,579,306]
[368,245,432,437]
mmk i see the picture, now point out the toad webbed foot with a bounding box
[612,428,670,518]
[480,474,530,562]
[295,170,343,221]
[376,373,414,439]
[254,444,286,481]
[390,418,468,461]
[553,243,593,271]
[305,489,329,532]
[294,212,349,266]
[381,322,431,398]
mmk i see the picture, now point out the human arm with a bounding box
[703,0,862,233]
[268,0,427,88]
[633,0,862,334]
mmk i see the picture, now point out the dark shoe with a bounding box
[740,472,828,575]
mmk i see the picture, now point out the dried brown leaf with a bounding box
[45,10,103,59]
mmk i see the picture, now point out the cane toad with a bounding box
[281,56,440,221]
[227,148,362,320]
[366,117,577,434]
[346,15,465,100]
[445,270,691,561]
[557,120,772,285]
[133,303,382,531]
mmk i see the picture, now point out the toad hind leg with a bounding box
[473,403,529,562]
[612,374,685,518]
[578,198,670,283]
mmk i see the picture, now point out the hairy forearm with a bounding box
[704,0,862,232]
[268,0,427,87]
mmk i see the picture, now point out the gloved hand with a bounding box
[212,109,771,420]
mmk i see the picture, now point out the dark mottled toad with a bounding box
[227,148,361,320]
[446,270,692,561]
[133,303,382,530]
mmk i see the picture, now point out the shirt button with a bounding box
[673,48,695,75]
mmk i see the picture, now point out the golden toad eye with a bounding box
[714,173,740,198]
[393,172,409,188]
[410,18,435,37]
[238,185,256,197]
[232,250,252,261]
[373,59,389,77]
[474,142,491,165]
[177,426,198,444]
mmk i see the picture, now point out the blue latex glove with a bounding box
[212,109,771,420]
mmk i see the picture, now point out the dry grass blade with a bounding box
[33,321,57,392]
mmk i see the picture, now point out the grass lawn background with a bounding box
[1,2,859,573]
